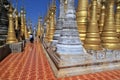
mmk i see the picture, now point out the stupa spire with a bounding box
[57,0,85,55]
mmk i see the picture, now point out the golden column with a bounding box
[84,0,102,50]
[98,0,106,33]
[6,6,18,44]
[115,0,120,37]
[76,0,88,43]
[48,5,56,42]
[101,0,120,50]
[20,7,25,38]
[37,17,42,38]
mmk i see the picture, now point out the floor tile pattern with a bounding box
[0,41,120,80]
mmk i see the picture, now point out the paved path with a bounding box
[0,41,120,80]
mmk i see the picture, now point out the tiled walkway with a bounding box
[0,41,120,80]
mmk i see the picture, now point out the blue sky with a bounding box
[12,0,78,27]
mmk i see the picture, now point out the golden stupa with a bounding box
[76,0,88,43]
[6,5,18,44]
[84,0,102,50]
[48,3,56,42]
[101,0,120,50]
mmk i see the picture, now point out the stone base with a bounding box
[42,42,120,78]
[9,42,24,53]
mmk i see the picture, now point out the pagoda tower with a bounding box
[56,0,85,66]
[76,0,88,43]
[6,5,18,44]
[52,0,65,46]
[84,0,102,50]
[48,1,56,42]
[57,0,85,54]
[101,0,120,50]
[48,0,86,77]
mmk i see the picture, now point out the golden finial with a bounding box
[101,0,120,50]
[6,5,18,44]
[98,0,106,33]
[76,0,88,43]
[84,0,102,50]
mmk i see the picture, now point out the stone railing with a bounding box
[87,49,120,63]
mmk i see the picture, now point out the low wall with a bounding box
[0,41,25,61]
[9,41,24,53]
[0,44,11,61]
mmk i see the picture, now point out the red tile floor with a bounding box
[0,41,120,80]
